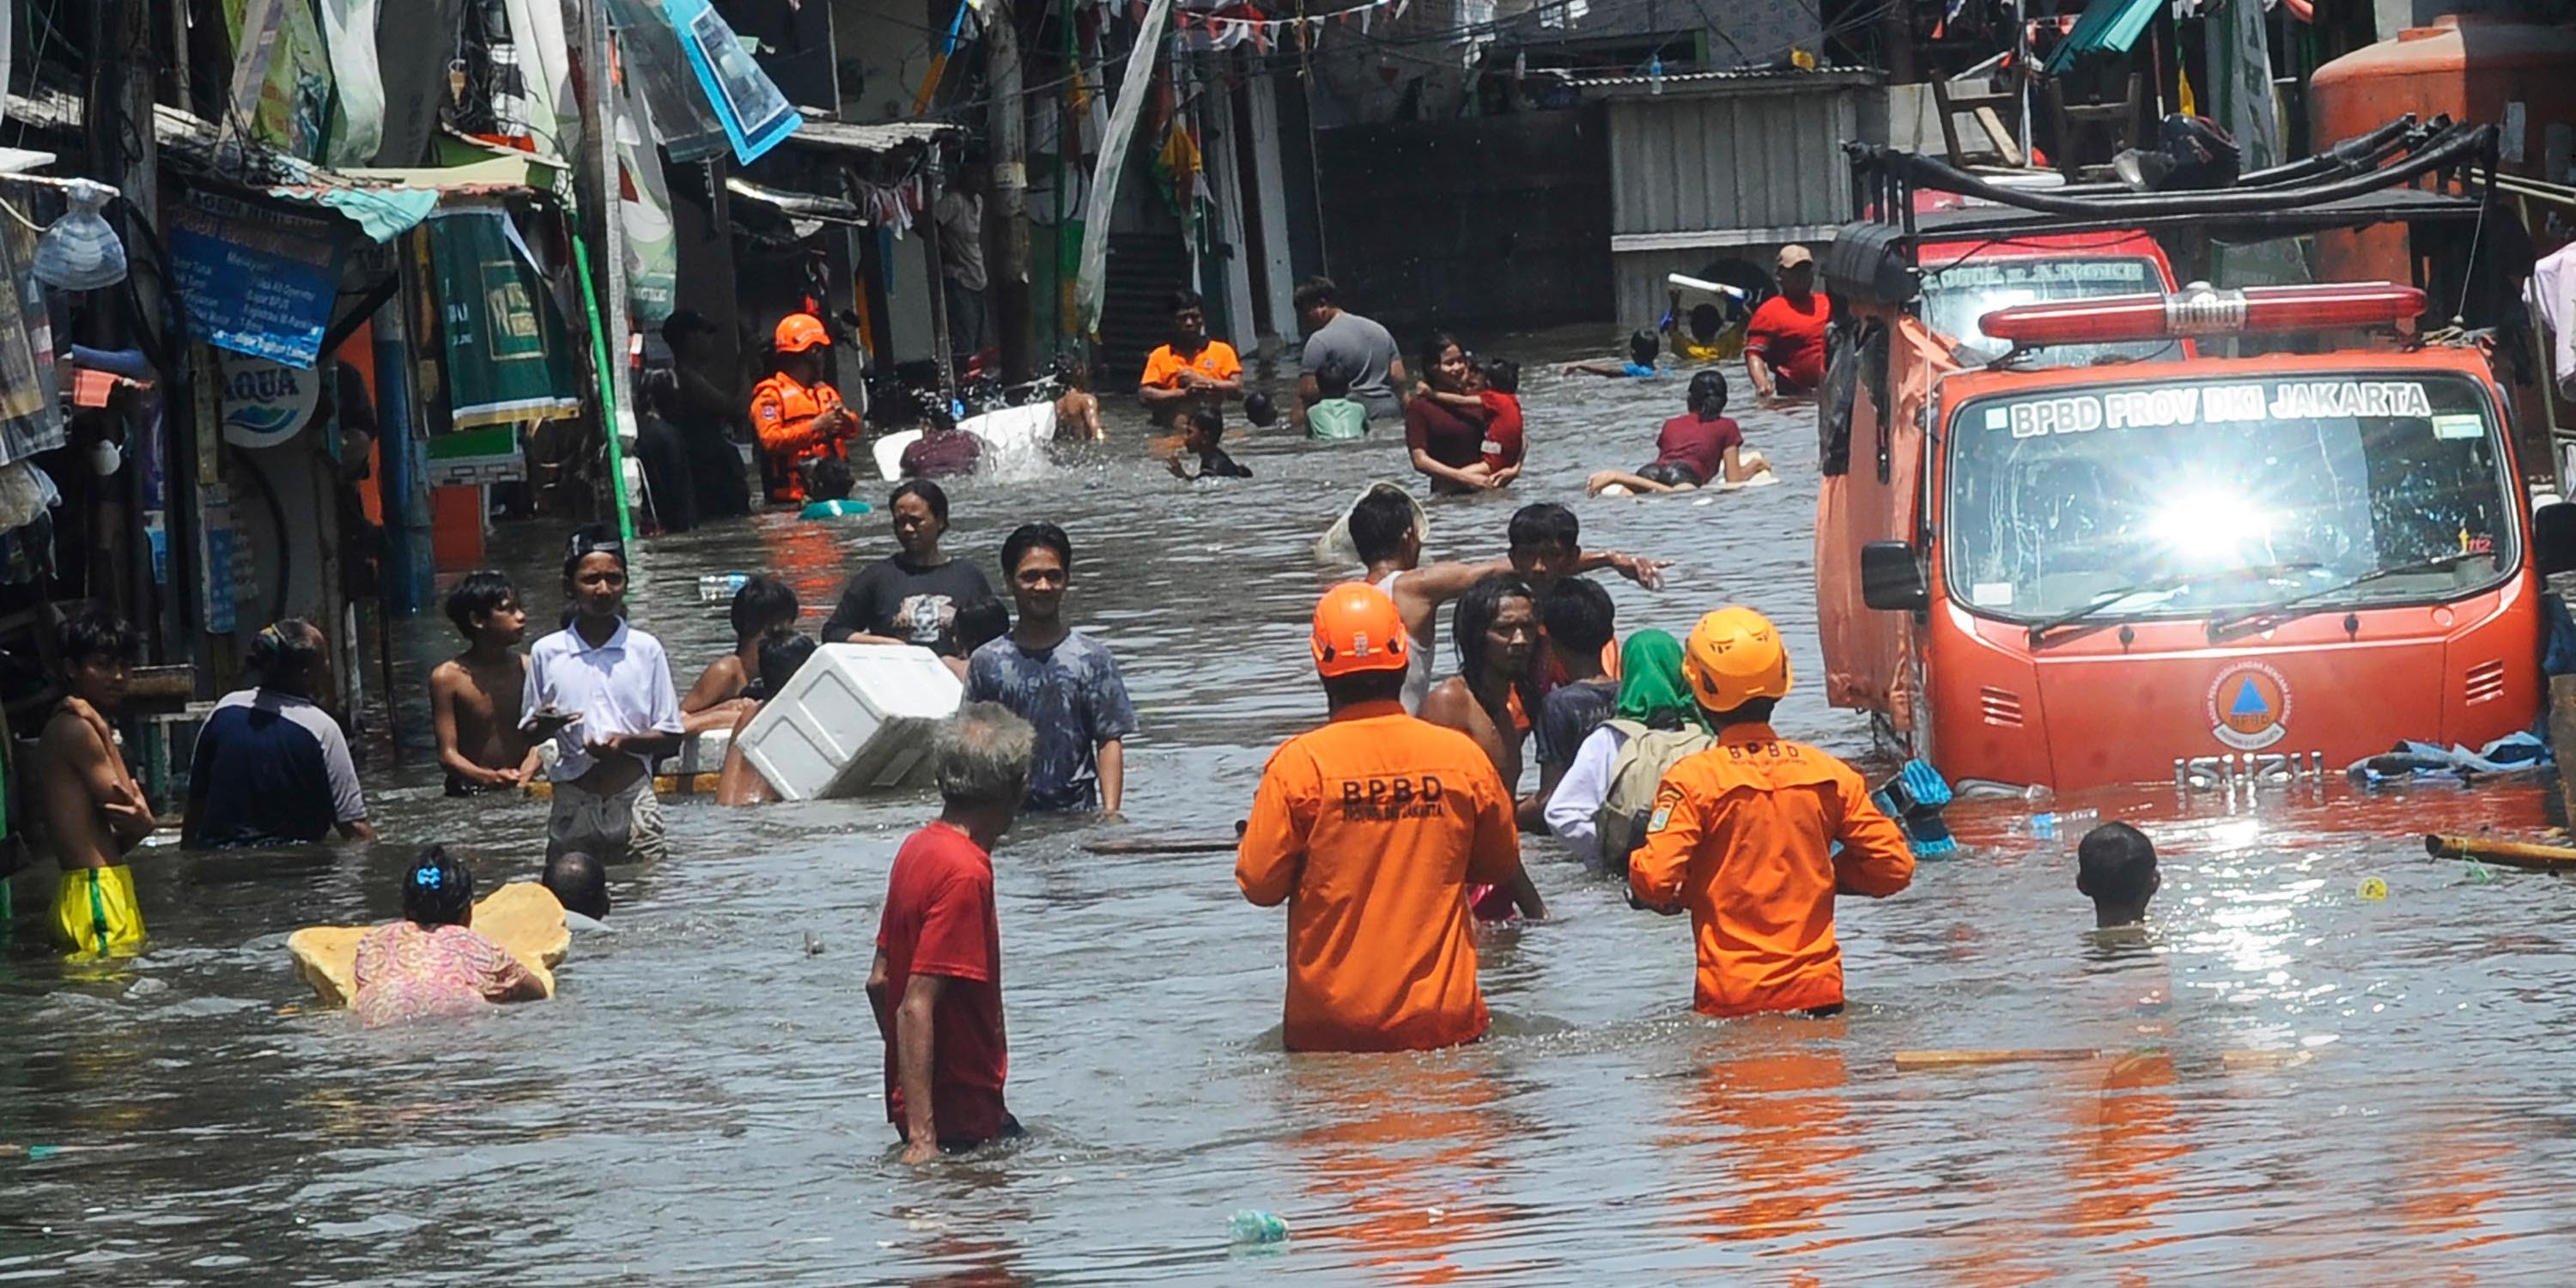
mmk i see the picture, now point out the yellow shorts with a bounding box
[52,865,144,958]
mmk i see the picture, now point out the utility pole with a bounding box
[89,0,163,633]
[987,0,1036,381]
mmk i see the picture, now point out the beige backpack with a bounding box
[1594,719,1716,866]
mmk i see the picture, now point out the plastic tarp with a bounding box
[603,0,731,163]
[369,0,462,165]
[502,0,577,163]
[1076,0,1175,337]
[2044,0,2160,74]
[224,0,332,160]
[660,0,801,166]
[1814,313,1954,731]
[318,0,385,167]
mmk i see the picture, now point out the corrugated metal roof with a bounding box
[777,113,962,155]
[1603,89,1861,237]
[2044,0,2160,74]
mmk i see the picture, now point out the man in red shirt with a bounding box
[1743,244,1831,401]
[867,702,1036,1163]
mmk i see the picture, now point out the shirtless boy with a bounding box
[39,612,156,956]
[683,574,798,733]
[429,571,535,796]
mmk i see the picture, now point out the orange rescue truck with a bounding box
[1817,119,2569,793]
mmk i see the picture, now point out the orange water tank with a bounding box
[2311,14,2576,282]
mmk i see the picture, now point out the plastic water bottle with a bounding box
[2021,807,2098,841]
[1229,1209,1290,1246]
[1647,54,1665,95]
[697,573,749,604]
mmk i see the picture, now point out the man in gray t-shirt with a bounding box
[1295,276,1407,424]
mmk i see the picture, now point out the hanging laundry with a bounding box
[1152,118,1203,222]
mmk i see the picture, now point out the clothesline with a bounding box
[1171,0,1417,51]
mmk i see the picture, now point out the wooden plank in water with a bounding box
[1893,1048,2099,1070]
[2423,833,2576,871]
[522,773,722,801]
[1082,838,1240,855]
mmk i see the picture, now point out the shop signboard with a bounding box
[167,191,344,368]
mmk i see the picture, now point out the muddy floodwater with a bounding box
[6,331,2573,1283]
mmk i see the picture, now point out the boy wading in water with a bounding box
[38,612,156,957]
[429,571,536,796]
[523,530,685,874]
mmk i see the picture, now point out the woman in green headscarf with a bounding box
[1611,629,1709,732]
[1543,629,1714,870]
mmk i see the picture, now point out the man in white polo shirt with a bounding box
[523,529,685,873]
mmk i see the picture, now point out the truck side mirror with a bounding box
[1860,541,1929,611]
[2537,501,2576,577]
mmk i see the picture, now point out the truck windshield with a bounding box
[1919,256,2178,365]
[1946,372,2516,624]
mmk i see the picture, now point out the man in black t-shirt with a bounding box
[1522,578,1619,831]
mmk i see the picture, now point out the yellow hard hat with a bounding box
[1682,606,1791,713]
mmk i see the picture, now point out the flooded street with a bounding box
[8,334,2576,1283]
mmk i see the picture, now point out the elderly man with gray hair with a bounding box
[867,702,1036,1163]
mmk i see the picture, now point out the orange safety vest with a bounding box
[1629,722,1914,1018]
[749,373,851,502]
[1234,699,1523,1052]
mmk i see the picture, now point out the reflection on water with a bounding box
[6,330,2576,1280]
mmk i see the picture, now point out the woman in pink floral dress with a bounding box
[352,847,549,1027]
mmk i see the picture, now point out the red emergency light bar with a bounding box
[1978,282,2425,347]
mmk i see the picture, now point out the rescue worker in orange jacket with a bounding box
[750,314,857,503]
[1629,606,1914,1018]
[1236,582,1546,1053]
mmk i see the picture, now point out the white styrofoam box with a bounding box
[866,403,1058,482]
[736,643,963,800]
[660,727,731,776]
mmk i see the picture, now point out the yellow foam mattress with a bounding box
[287,881,570,1007]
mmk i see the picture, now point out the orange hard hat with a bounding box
[774,313,830,353]
[1311,581,1411,678]
[1682,605,1791,713]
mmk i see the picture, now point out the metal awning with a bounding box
[775,113,963,155]
[726,175,863,223]
[2044,0,2161,74]
[4,89,541,241]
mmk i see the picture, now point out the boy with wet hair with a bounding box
[1168,407,1253,480]
[1307,359,1369,440]
[966,523,1138,814]
[684,574,799,731]
[1523,577,1619,829]
[39,611,155,956]
[1565,328,1664,379]
[2076,822,2160,928]
[545,850,612,920]
[800,457,871,519]
[431,572,536,796]
[1505,502,1586,593]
